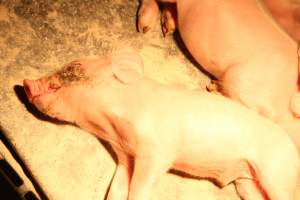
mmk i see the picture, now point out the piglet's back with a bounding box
[175,90,295,156]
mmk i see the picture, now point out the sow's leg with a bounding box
[138,0,177,34]
[161,3,177,36]
[137,0,159,33]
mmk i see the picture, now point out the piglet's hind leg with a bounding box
[223,160,268,199]
[200,160,267,199]
[235,179,267,200]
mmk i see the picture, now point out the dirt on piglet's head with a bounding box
[56,61,90,86]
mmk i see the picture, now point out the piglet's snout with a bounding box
[23,79,43,103]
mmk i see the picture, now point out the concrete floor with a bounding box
[0,1,242,200]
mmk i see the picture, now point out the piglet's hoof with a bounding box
[137,0,159,33]
[161,4,177,37]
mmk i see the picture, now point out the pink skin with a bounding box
[138,0,177,35]
[138,0,300,40]
[23,50,299,200]
[263,0,300,41]
[138,0,300,152]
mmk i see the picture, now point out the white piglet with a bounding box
[23,50,299,200]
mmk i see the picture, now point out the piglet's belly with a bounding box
[173,141,249,174]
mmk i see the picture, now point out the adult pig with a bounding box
[138,0,300,151]
[23,49,299,200]
[138,0,300,40]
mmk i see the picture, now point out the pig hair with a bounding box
[56,61,90,86]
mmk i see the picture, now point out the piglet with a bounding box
[23,49,299,200]
[138,0,300,152]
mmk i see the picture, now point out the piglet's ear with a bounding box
[111,47,144,83]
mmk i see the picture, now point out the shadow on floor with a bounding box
[0,129,48,200]
[14,85,69,125]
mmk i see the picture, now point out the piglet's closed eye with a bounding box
[111,48,144,83]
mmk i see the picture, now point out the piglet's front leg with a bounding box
[107,151,133,200]
[128,147,174,200]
